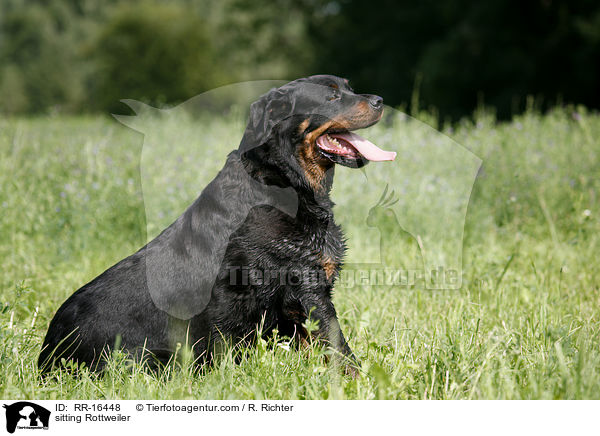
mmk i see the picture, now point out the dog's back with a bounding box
[39,152,249,371]
[38,151,307,371]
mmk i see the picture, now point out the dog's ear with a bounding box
[239,88,293,152]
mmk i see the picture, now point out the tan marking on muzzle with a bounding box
[298,118,310,134]
[303,120,334,145]
[298,120,335,191]
[299,139,328,191]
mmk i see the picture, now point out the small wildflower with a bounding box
[583,209,591,217]
[277,341,290,352]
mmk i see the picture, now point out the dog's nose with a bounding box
[367,95,383,110]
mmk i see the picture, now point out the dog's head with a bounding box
[239,74,396,191]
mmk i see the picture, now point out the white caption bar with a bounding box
[0,400,596,435]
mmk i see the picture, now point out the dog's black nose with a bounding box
[367,95,383,110]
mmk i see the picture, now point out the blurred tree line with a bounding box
[0,0,598,118]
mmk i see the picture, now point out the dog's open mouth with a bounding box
[316,131,396,161]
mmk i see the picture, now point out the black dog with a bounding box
[38,75,396,375]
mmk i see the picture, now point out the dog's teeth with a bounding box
[324,134,343,149]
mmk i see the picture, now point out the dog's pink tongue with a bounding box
[333,132,396,161]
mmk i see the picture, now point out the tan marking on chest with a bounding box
[321,256,338,280]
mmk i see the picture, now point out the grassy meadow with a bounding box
[1,105,599,399]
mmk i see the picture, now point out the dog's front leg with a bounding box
[320,312,361,378]
[285,293,360,377]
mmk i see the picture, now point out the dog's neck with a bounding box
[239,150,335,223]
[298,185,334,222]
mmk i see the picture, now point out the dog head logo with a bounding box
[3,402,50,433]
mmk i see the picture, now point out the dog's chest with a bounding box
[301,219,345,281]
[246,206,346,282]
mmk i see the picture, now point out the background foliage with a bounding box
[1,0,599,118]
[1,107,599,399]
[1,0,599,400]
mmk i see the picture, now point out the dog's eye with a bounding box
[328,86,341,101]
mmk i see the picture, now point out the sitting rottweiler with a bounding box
[38,75,396,376]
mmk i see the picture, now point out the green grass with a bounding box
[1,105,599,399]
